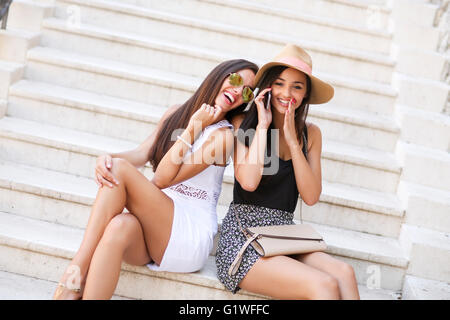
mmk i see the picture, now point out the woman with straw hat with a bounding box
[215,44,360,299]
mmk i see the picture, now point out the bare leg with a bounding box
[239,255,341,300]
[53,171,127,299]
[82,213,151,300]
[54,158,174,299]
[294,252,360,300]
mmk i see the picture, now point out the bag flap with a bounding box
[247,224,323,241]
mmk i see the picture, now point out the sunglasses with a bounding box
[228,73,254,103]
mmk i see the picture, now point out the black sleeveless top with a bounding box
[233,126,308,213]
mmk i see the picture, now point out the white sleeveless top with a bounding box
[147,120,233,273]
[163,119,233,212]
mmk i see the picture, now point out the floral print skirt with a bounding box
[215,202,294,294]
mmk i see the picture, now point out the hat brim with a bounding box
[254,62,334,105]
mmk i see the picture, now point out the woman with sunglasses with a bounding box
[53,59,258,299]
[215,44,360,299]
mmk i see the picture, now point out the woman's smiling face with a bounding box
[215,69,255,111]
[270,67,308,114]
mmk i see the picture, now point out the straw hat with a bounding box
[254,44,334,104]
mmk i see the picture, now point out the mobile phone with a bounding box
[265,92,271,109]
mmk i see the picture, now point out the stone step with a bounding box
[393,1,444,54]
[8,79,401,153]
[40,16,394,85]
[396,141,450,192]
[6,0,53,33]
[0,99,6,118]
[54,0,392,56]
[0,60,23,99]
[320,141,401,193]
[300,180,404,238]
[0,158,407,278]
[399,224,450,283]
[0,158,230,231]
[396,47,449,83]
[0,203,407,294]
[310,104,400,153]
[393,72,449,114]
[0,28,40,63]
[104,0,392,55]
[50,0,398,94]
[398,181,450,234]
[8,79,164,144]
[0,115,137,177]
[244,0,391,30]
[0,270,400,300]
[24,45,397,117]
[0,210,263,299]
[0,270,130,300]
[402,275,450,300]
[0,112,402,199]
[25,46,196,108]
[0,270,59,300]
[396,104,450,152]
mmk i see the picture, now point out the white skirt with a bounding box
[146,189,217,273]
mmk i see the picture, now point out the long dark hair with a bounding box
[148,59,258,171]
[238,66,311,150]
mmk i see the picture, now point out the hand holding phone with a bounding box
[265,92,271,110]
[253,88,272,129]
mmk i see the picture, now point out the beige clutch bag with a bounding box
[228,220,327,276]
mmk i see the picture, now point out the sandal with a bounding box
[53,282,82,300]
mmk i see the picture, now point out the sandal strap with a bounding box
[57,282,81,293]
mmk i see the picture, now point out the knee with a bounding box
[101,213,139,248]
[309,275,340,300]
[337,261,357,284]
[110,158,133,179]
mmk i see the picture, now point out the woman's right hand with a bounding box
[94,154,120,188]
[253,87,272,129]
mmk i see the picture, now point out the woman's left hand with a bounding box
[188,103,223,131]
[283,99,299,148]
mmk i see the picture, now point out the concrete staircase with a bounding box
[0,0,448,300]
